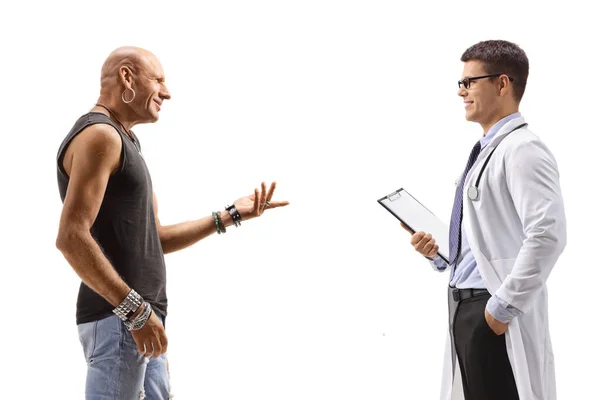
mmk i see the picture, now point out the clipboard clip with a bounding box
[387,191,401,202]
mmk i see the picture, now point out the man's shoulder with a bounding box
[72,116,122,150]
[58,113,121,158]
[501,128,558,167]
[502,127,548,153]
[62,117,123,168]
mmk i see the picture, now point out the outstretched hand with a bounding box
[233,182,289,221]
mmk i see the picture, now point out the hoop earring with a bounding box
[122,88,136,104]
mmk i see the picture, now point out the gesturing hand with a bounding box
[233,181,289,221]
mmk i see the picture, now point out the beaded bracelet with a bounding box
[212,211,226,234]
[216,211,226,233]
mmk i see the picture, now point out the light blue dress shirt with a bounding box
[430,112,523,323]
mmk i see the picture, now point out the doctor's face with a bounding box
[458,60,503,127]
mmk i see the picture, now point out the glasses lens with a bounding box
[458,78,470,89]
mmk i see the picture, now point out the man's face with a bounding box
[133,54,171,123]
[458,60,502,125]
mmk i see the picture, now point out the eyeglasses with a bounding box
[458,74,514,89]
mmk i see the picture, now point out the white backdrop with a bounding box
[1,0,598,398]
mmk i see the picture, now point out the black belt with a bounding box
[451,288,489,302]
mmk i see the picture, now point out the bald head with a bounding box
[95,46,170,127]
[100,46,158,89]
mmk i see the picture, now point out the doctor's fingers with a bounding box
[424,243,439,258]
[415,235,436,253]
[410,232,431,247]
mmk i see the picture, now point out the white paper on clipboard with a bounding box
[378,188,450,264]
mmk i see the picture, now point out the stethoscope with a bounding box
[467,123,528,201]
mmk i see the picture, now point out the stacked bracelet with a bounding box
[113,289,143,321]
[124,301,153,331]
[225,204,242,227]
[212,211,226,234]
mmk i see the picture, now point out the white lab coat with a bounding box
[440,116,567,400]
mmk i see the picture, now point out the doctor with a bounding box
[401,40,567,400]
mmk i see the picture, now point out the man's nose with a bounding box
[161,85,172,100]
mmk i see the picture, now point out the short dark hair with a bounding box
[461,40,529,102]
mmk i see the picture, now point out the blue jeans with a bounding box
[77,314,172,399]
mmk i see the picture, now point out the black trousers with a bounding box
[451,291,519,400]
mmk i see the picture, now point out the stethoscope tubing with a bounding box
[467,123,528,201]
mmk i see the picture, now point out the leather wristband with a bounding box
[226,204,242,227]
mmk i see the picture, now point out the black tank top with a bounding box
[57,112,167,324]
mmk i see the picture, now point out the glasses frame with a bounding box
[458,73,514,89]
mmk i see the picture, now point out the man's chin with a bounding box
[149,112,160,123]
[465,111,478,123]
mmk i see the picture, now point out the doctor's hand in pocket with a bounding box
[484,309,509,335]
[400,222,439,259]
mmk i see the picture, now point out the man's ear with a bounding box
[119,66,134,89]
[498,74,511,97]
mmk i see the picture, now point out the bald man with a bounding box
[55,47,289,400]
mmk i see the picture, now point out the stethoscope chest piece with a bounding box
[467,186,480,201]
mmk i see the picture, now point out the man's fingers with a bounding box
[410,232,427,246]
[418,234,434,248]
[259,182,267,214]
[266,182,276,202]
[144,342,154,358]
[415,235,434,253]
[160,330,169,354]
[152,341,162,358]
[421,241,432,252]
[422,240,436,256]
[266,200,289,209]
[253,188,259,213]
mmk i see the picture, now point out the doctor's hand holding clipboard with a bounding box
[399,222,439,260]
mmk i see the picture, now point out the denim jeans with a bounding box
[77,314,172,399]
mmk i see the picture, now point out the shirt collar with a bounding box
[480,112,521,149]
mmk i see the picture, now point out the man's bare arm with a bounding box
[153,182,289,254]
[55,125,131,307]
[153,192,234,254]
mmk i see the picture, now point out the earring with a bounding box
[122,87,136,104]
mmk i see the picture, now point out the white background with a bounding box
[1,0,598,398]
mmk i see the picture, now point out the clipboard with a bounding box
[378,188,450,264]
